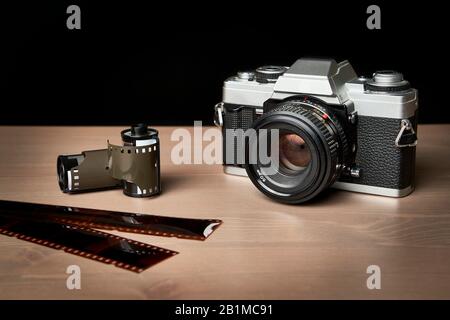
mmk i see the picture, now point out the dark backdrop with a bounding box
[2,1,448,125]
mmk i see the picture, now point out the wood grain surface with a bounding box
[0,125,449,299]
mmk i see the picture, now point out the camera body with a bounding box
[215,58,418,203]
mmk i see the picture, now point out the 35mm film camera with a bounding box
[215,58,418,203]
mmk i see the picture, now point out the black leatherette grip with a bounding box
[339,114,417,189]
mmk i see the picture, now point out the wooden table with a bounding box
[0,125,449,299]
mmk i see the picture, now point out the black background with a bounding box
[2,1,449,125]
[0,300,446,319]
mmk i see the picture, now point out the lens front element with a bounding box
[279,131,312,172]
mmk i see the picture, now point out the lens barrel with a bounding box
[245,97,349,203]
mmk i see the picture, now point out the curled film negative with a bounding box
[0,215,177,273]
[0,200,222,240]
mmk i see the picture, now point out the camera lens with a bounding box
[244,97,349,203]
[279,132,312,172]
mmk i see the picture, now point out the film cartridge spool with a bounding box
[57,124,161,198]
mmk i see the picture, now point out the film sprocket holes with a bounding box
[215,58,418,204]
[57,124,161,197]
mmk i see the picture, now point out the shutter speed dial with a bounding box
[365,70,411,92]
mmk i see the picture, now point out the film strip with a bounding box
[0,200,222,240]
[0,215,177,273]
[0,200,223,272]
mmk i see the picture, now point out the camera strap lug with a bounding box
[214,102,224,127]
[395,119,417,148]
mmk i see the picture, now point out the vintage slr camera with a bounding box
[214,58,418,203]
